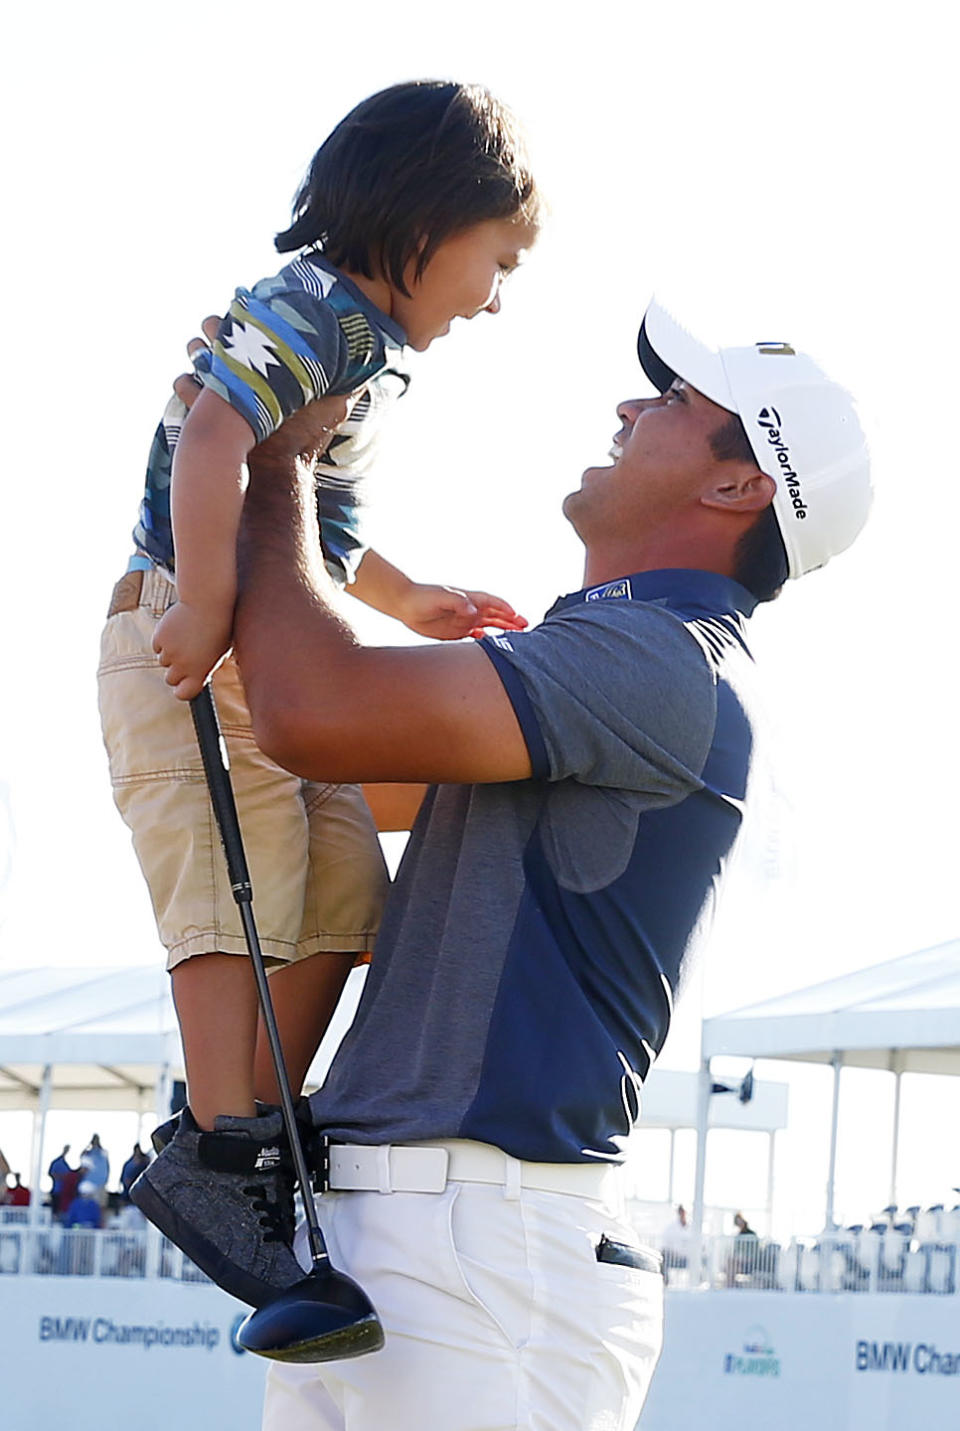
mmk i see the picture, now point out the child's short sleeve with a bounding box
[196,283,350,443]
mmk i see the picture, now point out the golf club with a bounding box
[190,683,384,1363]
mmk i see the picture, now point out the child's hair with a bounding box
[275,80,541,295]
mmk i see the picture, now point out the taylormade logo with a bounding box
[757,407,807,520]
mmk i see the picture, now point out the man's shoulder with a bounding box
[538,594,716,670]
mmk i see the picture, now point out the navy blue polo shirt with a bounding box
[310,570,761,1163]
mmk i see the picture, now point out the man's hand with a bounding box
[153,599,233,701]
[171,316,221,408]
[397,584,528,641]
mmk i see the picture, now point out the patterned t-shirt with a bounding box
[132,254,409,582]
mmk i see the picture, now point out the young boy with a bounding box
[97,80,541,1309]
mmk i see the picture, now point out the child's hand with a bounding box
[153,600,233,701]
[398,584,528,641]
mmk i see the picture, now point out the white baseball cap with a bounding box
[637,300,872,579]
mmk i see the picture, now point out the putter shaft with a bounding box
[190,684,328,1268]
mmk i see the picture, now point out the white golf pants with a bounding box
[261,1166,663,1430]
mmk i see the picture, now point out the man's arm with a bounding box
[234,444,532,787]
[362,784,427,831]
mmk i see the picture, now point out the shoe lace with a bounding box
[243,1146,296,1244]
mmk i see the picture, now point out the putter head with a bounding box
[236,1269,385,1363]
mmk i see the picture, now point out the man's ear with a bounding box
[700,468,776,514]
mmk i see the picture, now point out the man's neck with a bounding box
[581,535,736,590]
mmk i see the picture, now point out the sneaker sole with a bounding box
[130,1175,300,1309]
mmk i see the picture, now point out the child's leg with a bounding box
[254,776,388,1101]
[97,571,387,1306]
[253,951,356,1103]
[173,953,260,1127]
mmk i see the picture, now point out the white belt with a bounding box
[326,1139,622,1199]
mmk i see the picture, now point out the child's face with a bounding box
[392,216,537,351]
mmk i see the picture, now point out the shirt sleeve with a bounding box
[480,602,717,801]
[196,284,349,443]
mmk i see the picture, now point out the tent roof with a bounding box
[0,966,181,1109]
[0,964,363,1111]
[702,938,960,1073]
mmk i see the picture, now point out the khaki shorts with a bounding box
[97,567,387,971]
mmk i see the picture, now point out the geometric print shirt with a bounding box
[132,254,409,583]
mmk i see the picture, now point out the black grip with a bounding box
[596,1235,662,1275]
[190,685,252,903]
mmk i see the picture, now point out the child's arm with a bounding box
[152,388,256,700]
[349,548,527,641]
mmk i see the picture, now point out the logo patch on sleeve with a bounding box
[585,578,633,603]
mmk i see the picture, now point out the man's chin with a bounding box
[561,486,589,536]
[565,464,608,510]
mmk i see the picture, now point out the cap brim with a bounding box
[637,301,736,412]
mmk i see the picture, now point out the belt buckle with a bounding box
[310,1135,331,1194]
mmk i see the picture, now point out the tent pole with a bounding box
[154,1061,172,1127]
[766,1130,776,1235]
[825,1053,842,1230]
[667,1127,676,1206]
[889,1065,902,1209]
[691,1057,711,1286]
[28,1063,52,1228]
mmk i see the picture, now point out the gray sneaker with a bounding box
[131,1107,306,1307]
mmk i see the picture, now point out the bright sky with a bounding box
[1,0,958,1235]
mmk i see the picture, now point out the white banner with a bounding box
[641,1290,960,1430]
[0,1276,266,1429]
[6,1276,960,1429]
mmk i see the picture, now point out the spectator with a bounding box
[80,1134,110,1207]
[119,1144,150,1201]
[734,1211,756,1238]
[48,1145,73,1216]
[55,1166,83,1222]
[63,1180,102,1229]
[662,1204,692,1283]
[726,1211,759,1286]
[6,1173,31,1207]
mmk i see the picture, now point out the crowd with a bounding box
[0,1134,152,1229]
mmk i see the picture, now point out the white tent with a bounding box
[701,937,960,1073]
[691,937,960,1234]
[0,963,364,1212]
[0,965,181,1113]
[0,965,182,1218]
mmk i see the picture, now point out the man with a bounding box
[62,1179,102,1230]
[47,1144,73,1218]
[119,1143,150,1202]
[662,1204,692,1284]
[170,300,870,1430]
[79,1134,109,1208]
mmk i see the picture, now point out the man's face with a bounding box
[563,378,735,538]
